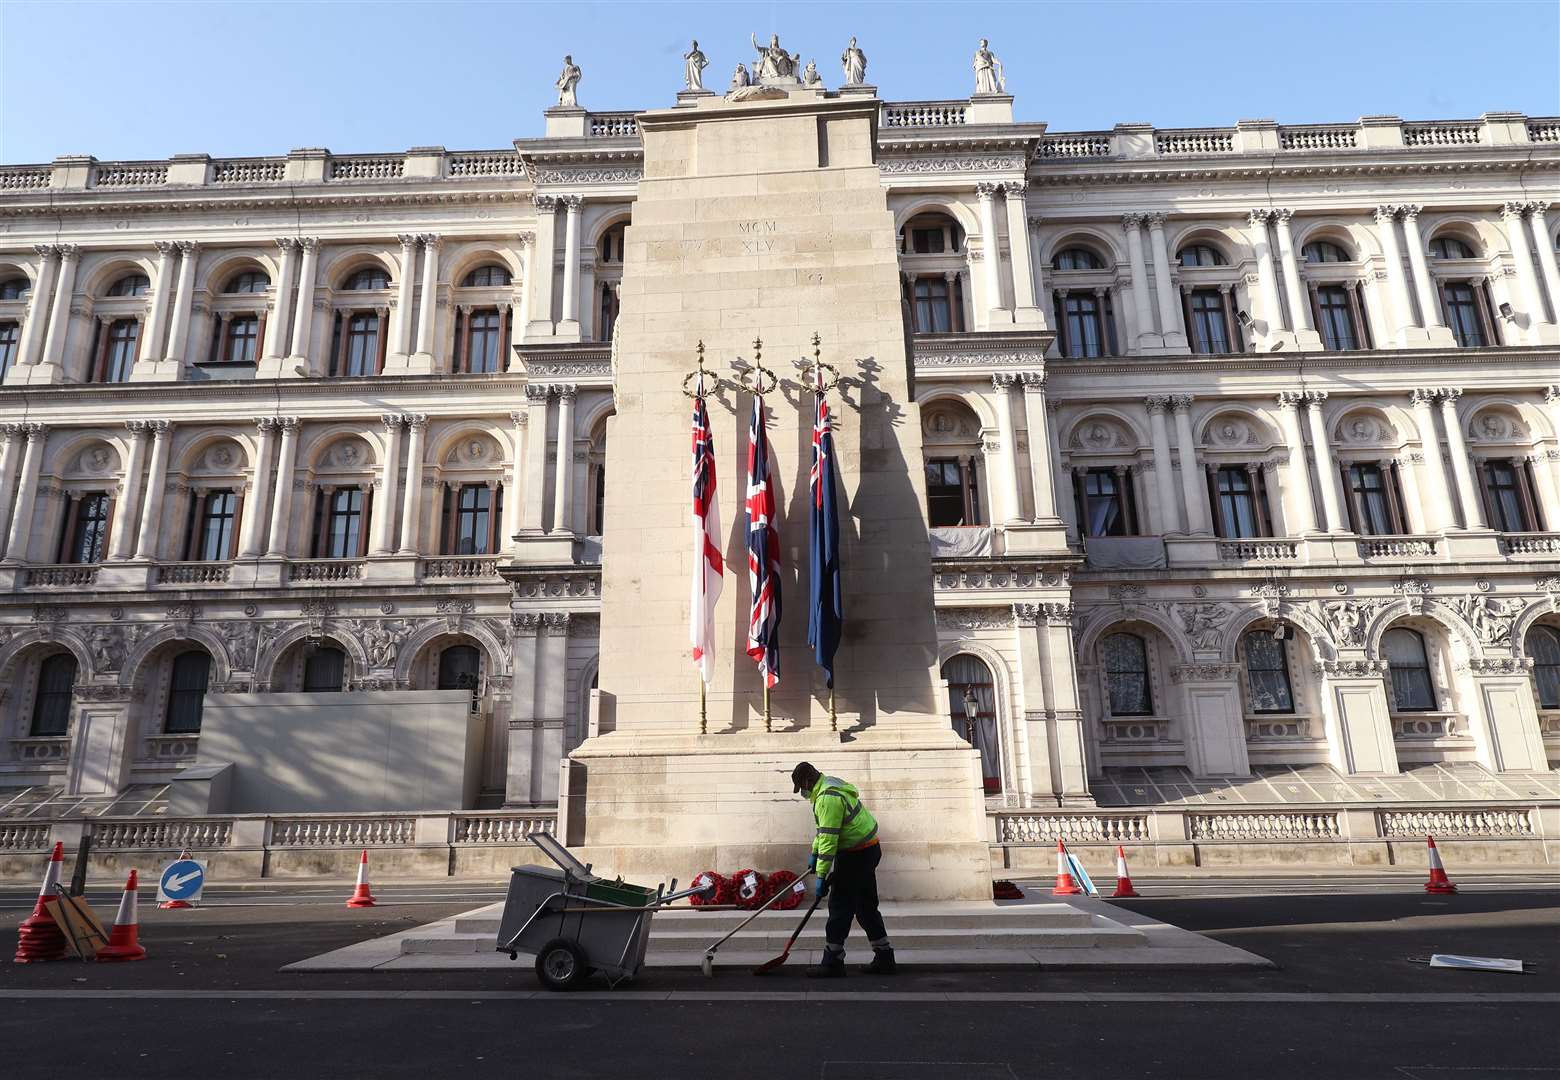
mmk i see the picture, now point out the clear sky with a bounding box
[3,0,1557,163]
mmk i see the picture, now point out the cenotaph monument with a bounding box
[564,43,991,899]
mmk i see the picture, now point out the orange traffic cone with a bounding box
[1111,845,1140,898]
[345,849,377,908]
[1051,840,1083,896]
[14,841,68,963]
[1424,835,1457,894]
[96,870,147,962]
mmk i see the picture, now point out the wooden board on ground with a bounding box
[45,892,109,960]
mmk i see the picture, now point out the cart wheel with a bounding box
[535,938,590,991]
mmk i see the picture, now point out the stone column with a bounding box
[975,184,1006,325]
[261,239,298,360]
[1019,371,1058,520]
[1246,210,1287,334]
[558,196,584,336]
[413,235,441,360]
[1274,393,1319,534]
[1003,181,1040,325]
[1528,202,1560,320]
[2,424,46,562]
[287,239,319,366]
[371,415,404,554]
[1170,395,1211,534]
[161,241,199,364]
[1145,396,1182,533]
[552,385,577,535]
[1011,606,1054,801]
[1502,202,1551,333]
[237,418,276,558]
[139,242,177,364]
[521,385,550,533]
[392,235,418,359]
[397,414,427,555]
[1122,213,1158,346]
[1397,206,1443,330]
[132,420,172,560]
[265,418,300,557]
[1373,206,1416,338]
[107,421,150,560]
[1409,389,1458,532]
[14,245,58,370]
[1437,388,1486,530]
[506,613,543,804]
[1145,212,1188,348]
[1303,391,1346,532]
[0,426,21,555]
[989,374,1022,522]
[527,197,559,337]
[1026,216,1048,329]
[534,613,570,803]
[506,411,526,547]
[39,245,80,370]
[1271,210,1312,333]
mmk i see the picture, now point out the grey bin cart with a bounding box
[496,833,709,990]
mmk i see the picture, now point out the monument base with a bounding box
[562,727,994,901]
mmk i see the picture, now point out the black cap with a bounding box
[791,762,817,794]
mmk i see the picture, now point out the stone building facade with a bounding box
[1,66,1558,855]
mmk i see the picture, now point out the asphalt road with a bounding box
[5,876,1560,1079]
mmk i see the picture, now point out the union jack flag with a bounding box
[807,376,843,688]
[689,379,723,683]
[745,394,782,688]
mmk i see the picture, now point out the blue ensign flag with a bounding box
[807,386,844,688]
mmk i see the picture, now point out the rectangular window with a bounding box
[465,309,502,374]
[1483,459,1531,532]
[223,315,260,363]
[911,227,945,254]
[1346,463,1397,536]
[104,319,139,383]
[1062,293,1106,358]
[1244,633,1295,714]
[1442,282,1485,347]
[302,648,345,693]
[196,491,237,561]
[0,321,18,377]
[1188,290,1230,355]
[913,277,953,333]
[1216,467,1261,538]
[454,485,492,555]
[65,493,110,564]
[340,313,380,377]
[324,488,364,558]
[1316,286,1358,350]
[925,458,979,526]
[1080,468,1131,537]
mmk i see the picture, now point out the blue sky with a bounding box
[3,0,1557,163]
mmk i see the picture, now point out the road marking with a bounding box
[2,990,1559,1004]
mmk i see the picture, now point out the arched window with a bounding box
[462,264,512,288]
[106,273,151,297]
[1301,241,1351,263]
[1429,236,1476,260]
[31,654,76,736]
[1102,633,1152,716]
[942,654,1000,793]
[302,646,346,692]
[1177,244,1226,267]
[599,224,628,264]
[1242,630,1294,713]
[165,650,212,733]
[438,645,482,691]
[343,267,390,291]
[901,213,964,255]
[223,270,270,294]
[0,276,31,300]
[1053,247,1104,271]
[1384,627,1436,712]
[1526,625,1560,710]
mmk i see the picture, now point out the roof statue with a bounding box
[555,55,582,107]
[683,40,708,92]
[750,32,799,83]
[972,39,1005,95]
[802,59,822,87]
[841,36,867,86]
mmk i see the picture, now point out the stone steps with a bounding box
[452,903,1092,937]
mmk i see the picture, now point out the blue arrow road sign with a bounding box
[158,859,206,902]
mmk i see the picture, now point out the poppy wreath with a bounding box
[765,869,804,911]
[731,868,767,909]
[689,871,730,907]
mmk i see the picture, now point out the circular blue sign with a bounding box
[159,859,205,901]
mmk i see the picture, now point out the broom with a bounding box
[752,880,828,975]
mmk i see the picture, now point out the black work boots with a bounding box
[864,947,897,975]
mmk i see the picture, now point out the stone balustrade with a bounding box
[288,559,364,583]
[23,564,99,587]
[1357,536,1439,560]
[1217,539,1300,564]
[1499,533,1560,556]
[882,101,969,127]
[420,556,503,581]
[156,562,233,585]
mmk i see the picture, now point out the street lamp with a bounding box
[961,687,979,744]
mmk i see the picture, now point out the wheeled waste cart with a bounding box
[496,833,708,990]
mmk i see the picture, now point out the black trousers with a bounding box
[823,843,889,955]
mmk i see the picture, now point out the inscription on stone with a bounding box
[738,219,778,254]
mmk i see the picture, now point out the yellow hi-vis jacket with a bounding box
[807,775,879,879]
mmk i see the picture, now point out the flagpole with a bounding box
[809,331,842,736]
[686,340,720,738]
